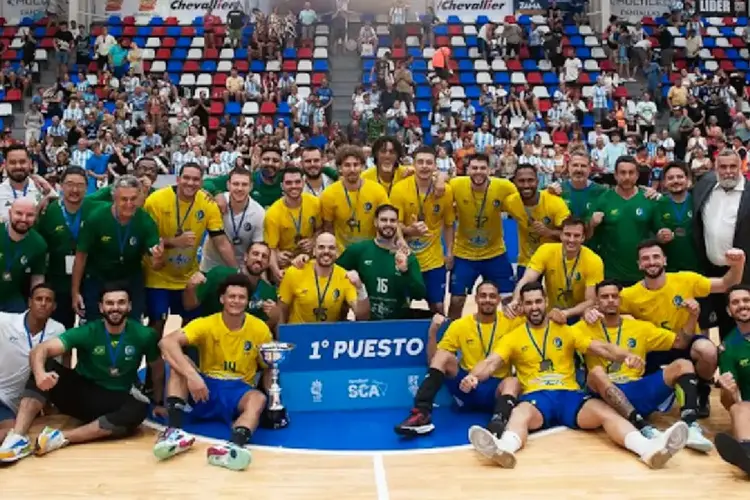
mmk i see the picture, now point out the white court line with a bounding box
[373,455,390,500]
[140,419,567,456]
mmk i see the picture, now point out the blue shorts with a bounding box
[0,399,15,422]
[422,266,447,305]
[444,368,501,412]
[519,389,590,430]
[146,288,201,323]
[645,334,708,374]
[56,51,69,64]
[616,371,675,417]
[189,376,255,425]
[450,254,515,295]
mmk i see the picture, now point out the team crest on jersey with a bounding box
[493,199,500,208]
[20,255,27,265]
[627,338,636,349]
[635,208,644,217]
[687,210,693,218]
[575,272,582,281]
[129,236,137,246]
[673,295,684,306]
[244,341,253,352]
[363,202,373,212]
[243,222,252,231]
[333,289,340,300]
[196,210,205,221]
[55,225,65,233]
[94,345,106,355]
[125,345,136,356]
[433,204,440,213]
[553,337,563,349]
[543,216,551,224]
[610,209,619,216]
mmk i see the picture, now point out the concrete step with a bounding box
[330,57,362,71]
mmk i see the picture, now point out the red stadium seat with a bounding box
[123,16,135,24]
[153,27,166,37]
[183,61,199,72]
[210,101,224,115]
[213,73,227,86]
[204,48,219,59]
[234,60,249,72]
[181,27,196,36]
[5,88,21,101]
[123,26,136,37]
[312,73,326,85]
[260,101,277,114]
[282,60,297,72]
[448,25,462,36]
[297,47,312,58]
[162,38,176,48]
[506,60,522,71]
[156,48,171,59]
[165,17,179,25]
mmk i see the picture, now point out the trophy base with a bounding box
[260,407,290,430]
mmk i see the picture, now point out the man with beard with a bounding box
[72,175,164,322]
[279,232,369,323]
[320,145,389,252]
[203,147,283,209]
[0,199,47,313]
[510,164,570,278]
[87,158,158,205]
[143,163,237,338]
[184,242,279,327]
[200,167,264,273]
[36,167,101,328]
[394,281,524,437]
[447,153,526,319]
[361,136,410,196]
[559,151,607,251]
[510,217,603,324]
[653,163,700,272]
[715,284,750,476]
[300,146,337,197]
[0,284,66,445]
[464,282,689,470]
[391,146,454,314]
[581,280,713,452]
[264,167,321,283]
[0,284,163,462]
[154,274,272,472]
[337,204,425,320]
[0,145,56,222]
[617,240,744,417]
[588,156,656,286]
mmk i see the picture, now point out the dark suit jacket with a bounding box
[693,172,750,282]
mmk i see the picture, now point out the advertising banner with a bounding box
[279,319,454,412]
[3,0,49,21]
[696,0,747,16]
[434,0,513,20]
[103,0,245,23]
[610,0,671,20]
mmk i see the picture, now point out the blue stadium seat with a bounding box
[172,48,188,60]
[226,102,241,115]
[201,61,217,72]
[313,60,329,72]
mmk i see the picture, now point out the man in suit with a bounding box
[693,149,750,340]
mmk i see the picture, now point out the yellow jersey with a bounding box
[527,243,604,310]
[450,177,526,260]
[494,321,592,393]
[437,310,525,378]
[574,317,675,383]
[320,179,389,251]
[182,312,272,385]
[143,186,224,289]
[361,165,410,196]
[620,272,711,332]
[510,190,571,266]
[390,177,456,272]
[278,260,358,324]
[264,193,321,252]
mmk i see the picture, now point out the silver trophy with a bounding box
[259,342,296,429]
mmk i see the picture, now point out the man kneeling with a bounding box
[0,284,162,462]
[154,274,272,471]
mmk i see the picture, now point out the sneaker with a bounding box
[641,421,688,469]
[468,425,516,469]
[641,425,663,440]
[206,442,252,471]
[153,427,195,461]
[34,427,68,456]
[716,432,750,476]
[0,431,32,463]
[686,422,714,453]
[394,408,435,437]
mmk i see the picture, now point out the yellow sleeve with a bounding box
[492,330,515,362]
[645,323,677,352]
[552,196,571,226]
[278,267,297,304]
[343,275,359,305]
[571,326,593,354]
[203,197,224,232]
[320,186,335,223]
[527,244,552,274]
[687,272,712,298]
[263,205,281,249]
[502,191,527,225]
[390,186,408,224]
[442,186,456,225]
[182,316,208,345]
[309,196,322,229]
[143,190,159,219]
[436,320,461,353]
[584,251,605,287]
[619,288,635,315]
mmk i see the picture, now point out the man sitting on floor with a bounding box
[154,274,273,472]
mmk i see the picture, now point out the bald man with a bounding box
[278,232,370,324]
[0,199,48,312]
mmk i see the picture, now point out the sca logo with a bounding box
[348,378,388,399]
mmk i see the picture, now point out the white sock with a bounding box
[624,430,654,457]
[499,431,522,454]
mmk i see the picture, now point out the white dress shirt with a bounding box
[702,177,744,266]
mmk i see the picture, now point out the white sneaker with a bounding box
[468,425,517,469]
[641,425,663,440]
[153,427,196,461]
[34,426,69,456]
[686,422,714,453]
[0,430,32,463]
[641,421,688,469]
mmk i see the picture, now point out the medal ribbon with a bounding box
[288,202,304,239]
[314,269,334,316]
[175,193,196,235]
[104,328,127,370]
[562,250,582,293]
[476,316,498,357]
[60,200,83,241]
[3,228,22,277]
[24,312,46,350]
[474,184,490,228]
[415,179,433,220]
[601,320,623,346]
[526,322,550,361]
[669,194,691,225]
[377,169,395,196]
[343,181,361,221]
[114,208,133,261]
[229,199,249,242]
[11,182,29,200]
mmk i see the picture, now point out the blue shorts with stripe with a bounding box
[450,253,515,295]
[616,371,675,417]
[444,368,501,412]
[422,266,447,305]
[519,389,591,429]
[188,376,256,425]
[146,288,202,323]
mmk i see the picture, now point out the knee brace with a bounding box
[99,398,149,437]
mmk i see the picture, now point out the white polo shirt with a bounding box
[200,193,265,272]
[0,312,65,413]
[0,178,43,222]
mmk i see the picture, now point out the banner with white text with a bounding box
[611,0,671,21]
[434,0,513,21]
[103,0,247,22]
[696,0,747,16]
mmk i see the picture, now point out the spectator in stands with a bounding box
[94,27,117,74]
[225,69,245,106]
[421,7,438,49]
[299,2,317,41]
[658,25,675,73]
[358,20,378,57]
[477,22,494,63]
[389,0,408,43]
[501,20,523,59]
[204,8,220,50]
[394,60,414,113]
[128,42,143,77]
[54,22,74,78]
[431,47,451,82]
[227,7,247,48]
[24,104,44,145]
[315,77,334,126]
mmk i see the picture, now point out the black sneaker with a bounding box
[716,433,750,476]
[697,383,711,419]
[394,408,435,437]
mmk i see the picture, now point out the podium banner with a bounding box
[279,319,453,412]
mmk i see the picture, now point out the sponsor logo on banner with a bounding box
[103,0,243,22]
[435,0,512,19]
[279,320,453,412]
[4,0,48,21]
[697,0,747,15]
[611,0,671,20]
